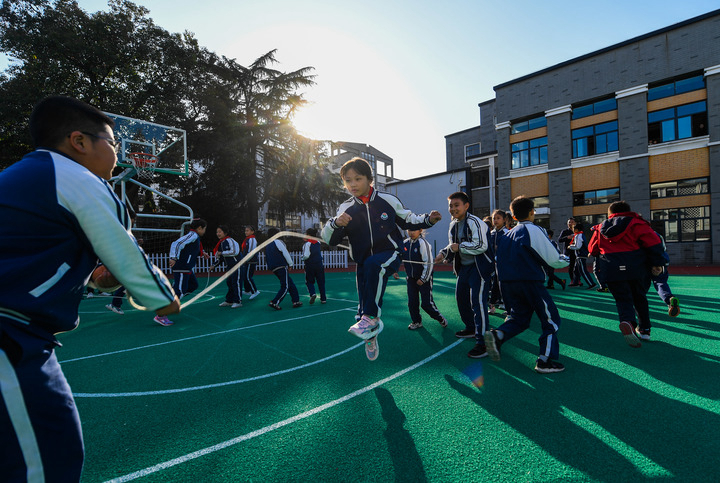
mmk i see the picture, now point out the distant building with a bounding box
[446,9,720,264]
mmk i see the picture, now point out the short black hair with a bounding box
[609,200,632,214]
[509,196,534,220]
[340,157,373,181]
[29,96,114,149]
[547,229,554,237]
[574,223,585,232]
[245,225,255,233]
[306,227,317,237]
[190,218,207,230]
[448,191,469,205]
[267,227,280,237]
[217,224,230,235]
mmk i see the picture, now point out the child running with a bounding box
[213,225,242,308]
[402,229,448,330]
[265,227,302,310]
[302,227,327,304]
[484,196,570,373]
[322,157,441,361]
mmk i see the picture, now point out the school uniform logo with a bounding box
[380,212,389,220]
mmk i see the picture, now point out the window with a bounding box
[650,178,708,198]
[572,188,620,206]
[465,143,481,159]
[648,101,708,144]
[572,97,617,120]
[511,115,547,134]
[471,168,489,188]
[511,137,547,169]
[265,212,301,230]
[647,74,705,101]
[572,121,619,158]
[530,196,549,208]
[651,206,710,242]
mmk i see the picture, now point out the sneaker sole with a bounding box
[349,319,384,340]
[154,319,173,327]
[455,332,476,339]
[668,298,680,317]
[619,321,641,348]
[467,350,488,359]
[309,295,317,305]
[365,336,379,361]
[408,324,423,330]
[484,332,501,361]
[535,365,565,374]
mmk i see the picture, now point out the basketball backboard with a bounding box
[105,112,188,176]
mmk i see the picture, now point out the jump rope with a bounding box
[126,230,436,311]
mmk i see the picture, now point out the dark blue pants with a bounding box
[111,286,126,308]
[240,264,257,294]
[172,270,198,298]
[225,266,241,303]
[456,264,491,343]
[271,266,299,305]
[0,323,84,482]
[607,278,651,330]
[573,257,595,286]
[546,268,564,288]
[497,280,561,360]
[651,267,673,305]
[305,264,326,301]
[407,275,443,324]
[355,251,401,318]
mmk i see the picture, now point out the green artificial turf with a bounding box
[59,272,720,482]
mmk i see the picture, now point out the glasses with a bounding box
[80,131,121,153]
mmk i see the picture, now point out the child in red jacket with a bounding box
[588,201,666,347]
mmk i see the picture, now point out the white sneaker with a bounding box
[105,304,124,315]
[231,303,242,308]
[218,302,232,307]
[408,321,423,330]
[348,316,384,340]
[249,292,259,300]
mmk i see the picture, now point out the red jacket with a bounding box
[588,212,665,282]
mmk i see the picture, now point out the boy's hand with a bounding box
[335,212,352,227]
[156,297,181,316]
[651,266,663,276]
[169,258,176,268]
[392,272,400,280]
[429,211,442,224]
[450,243,460,252]
[417,280,424,286]
[434,253,445,264]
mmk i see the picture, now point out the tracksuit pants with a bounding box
[573,257,595,286]
[172,270,198,298]
[271,266,299,305]
[497,280,562,361]
[240,264,258,294]
[406,275,444,324]
[1,323,84,482]
[456,264,491,343]
[225,267,242,304]
[355,251,401,319]
[304,265,327,301]
[607,278,652,330]
[651,267,673,305]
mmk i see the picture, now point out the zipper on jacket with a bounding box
[366,203,374,255]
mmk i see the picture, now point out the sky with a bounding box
[2,0,719,178]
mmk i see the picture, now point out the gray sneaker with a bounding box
[408,321,423,330]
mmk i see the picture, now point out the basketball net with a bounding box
[128,152,158,180]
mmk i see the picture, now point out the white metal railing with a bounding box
[147,250,348,274]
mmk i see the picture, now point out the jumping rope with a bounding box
[127,231,437,311]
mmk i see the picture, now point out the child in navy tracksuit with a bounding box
[436,191,494,359]
[0,96,179,481]
[589,202,666,347]
[213,225,242,308]
[302,227,326,304]
[484,196,570,373]
[402,229,447,330]
[265,227,302,309]
[568,223,596,289]
[240,225,259,299]
[159,218,208,325]
[322,157,441,361]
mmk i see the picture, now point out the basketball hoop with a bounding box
[128,152,158,179]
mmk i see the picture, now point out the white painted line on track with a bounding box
[61,308,354,364]
[74,341,365,397]
[104,339,464,482]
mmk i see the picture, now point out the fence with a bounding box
[147,250,348,274]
